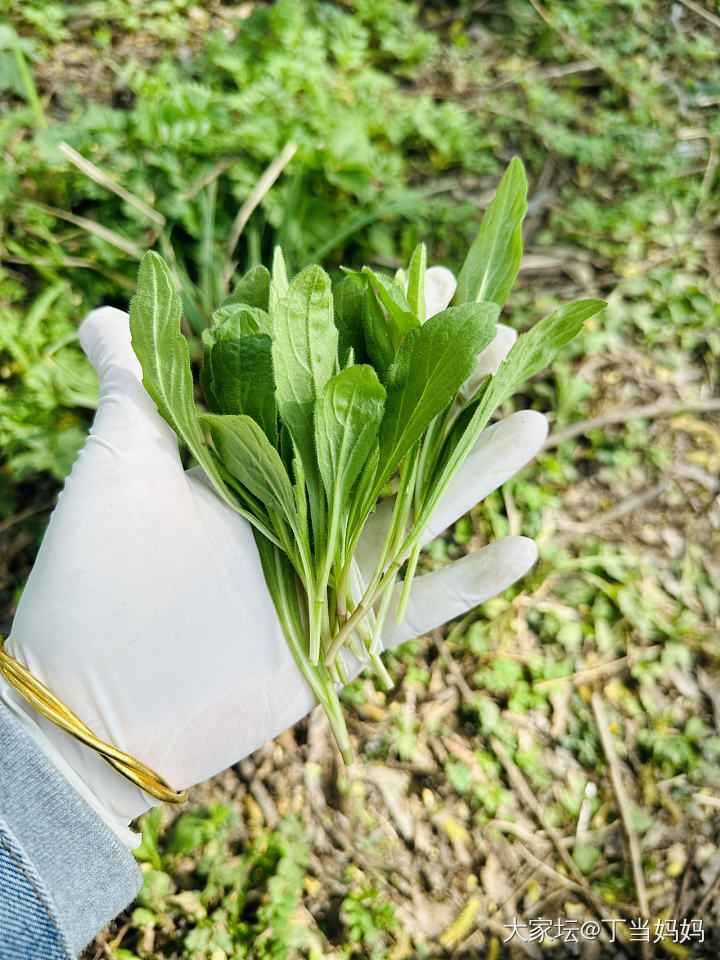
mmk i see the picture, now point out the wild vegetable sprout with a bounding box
[129,159,605,762]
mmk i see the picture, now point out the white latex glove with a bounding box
[1,268,547,846]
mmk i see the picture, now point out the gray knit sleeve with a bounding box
[0,703,143,958]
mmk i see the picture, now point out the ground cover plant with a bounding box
[2,0,719,957]
[128,159,604,760]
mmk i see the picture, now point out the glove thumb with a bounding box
[78,306,179,458]
[79,305,145,391]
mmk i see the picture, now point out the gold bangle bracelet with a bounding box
[0,638,187,805]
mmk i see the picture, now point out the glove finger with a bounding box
[460,322,517,401]
[382,535,537,649]
[424,266,456,318]
[356,409,547,578]
[78,306,181,462]
[79,306,142,386]
[421,409,548,545]
[355,497,396,580]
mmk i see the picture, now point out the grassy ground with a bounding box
[2,1,719,957]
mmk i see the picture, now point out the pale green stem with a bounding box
[324,555,404,663]
[259,538,353,763]
[394,536,423,624]
[334,651,350,685]
[368,450,419,653]
[369,578,396,656]
[370,653,394,690]
[312,495,342,664]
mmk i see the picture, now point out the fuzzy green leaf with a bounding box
[130,252,197,441]
[208,334,277,446]
[376,302,499,490]
[271,265,338,477]
[315,365,386,513]
[200,327,219,411]
[361,284,394,380]
[212,303,272,338]
[222,264,270,312]
[494,298,606,392]
[453,157,528,308]
[406,242,427,323]
[201,413,297,528]
[361,268,419,347]
[419,298,607,536]
[269,245,289,316]
[129,252,279,541]
[334,274,368,366]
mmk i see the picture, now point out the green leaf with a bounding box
[201,413,297,529]
[168,811,216,855]
[132,807,164,870]
[417,299,606,539]
[315,365,386,513]
[572,842,601,876]
[496,298,606,390]
[208,334,278,446]
[212,303,272,338]
[453,157,528,308]
[361,284,394,380]
[348,443,380,536]
[406,242,427,323]
[271,265,338,477]
[130,252,196,441]
[129,252,235,511]
[376,302,499,490]
[269,245,289,315]
[334,274,368,366]
[361,267,419,347]
[200,328,219,411]
[130,252,280,545]
[222,264,270,311]
[279,422,295,476]
[291,441,309,535]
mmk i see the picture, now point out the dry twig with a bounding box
[0,501,56,536]
[676,0,720,31]
[591,692,649,918]
[488,735,622,932]
[535,646,663,690]
[545,397,720,448]
[36,203,145,260]
[58,141,166,229]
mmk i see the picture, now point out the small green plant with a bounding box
[0,281,97,485]
[129,159,605,759]
[341,882,397,959]
[128,806,309,960]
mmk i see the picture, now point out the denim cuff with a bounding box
[0,702,143,957]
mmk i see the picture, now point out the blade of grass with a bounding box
[36,203,145,260]
[58,142,165,229]
[181,156,239,202]
[222,141,297,294]
[2,251,136,290]
[10,28,46,130]
[198,181,218,318]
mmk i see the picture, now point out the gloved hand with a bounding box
[0,267,547,846]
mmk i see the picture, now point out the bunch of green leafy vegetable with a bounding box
[129,159,605,762]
